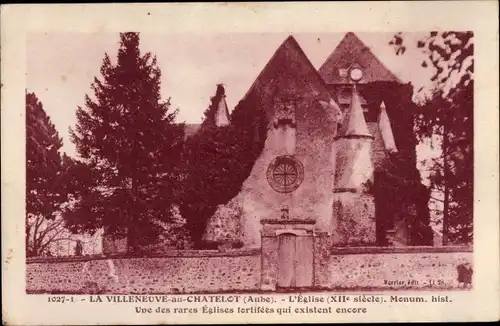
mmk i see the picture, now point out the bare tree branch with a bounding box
[38,227,69,254]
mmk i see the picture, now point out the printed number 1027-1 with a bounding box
[48,296,75,303]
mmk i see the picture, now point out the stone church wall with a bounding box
[331,192,376,245]
[231,38,338,248]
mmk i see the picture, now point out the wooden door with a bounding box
[295,236,313,287]
[278,234,296,287]
[277,234,313,288]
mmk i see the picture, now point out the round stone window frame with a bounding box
[266,155,305,194]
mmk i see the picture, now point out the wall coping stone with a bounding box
[329,246,473,255]
[26,245,472,263]
[260,218,316,225]
[26,248,261,264]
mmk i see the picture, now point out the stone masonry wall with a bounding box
[27,245,473,293]
[331,192,376,245]
[314,241,473,290]
[27,250,261,294]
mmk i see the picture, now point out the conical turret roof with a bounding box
[337,85,373,138]
[214,84,230,126]
[378,101,397,152]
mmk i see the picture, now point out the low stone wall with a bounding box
[27,243,473,294]
[26,250,261,294]
[314,240,473,290]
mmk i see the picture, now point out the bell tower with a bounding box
[320,32,433,247]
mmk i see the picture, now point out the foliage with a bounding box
[374,153,433,246]
[390,31,474,244]
[391,31,473,96]
[66,32,185,253]
[26,92,64,220]
[359,82,434,246]
[26,92,74,256]
[203,197,244,244]
[139,205,194,252]
[179,89,268,247]
[418,84,473,244]
[361,82,418,169]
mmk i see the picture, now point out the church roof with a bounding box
[318,32,402,84]
[241,35,341,122]
[337,85,372,138]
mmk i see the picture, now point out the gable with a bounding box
[318,32,401,85]
[241,35,341,123]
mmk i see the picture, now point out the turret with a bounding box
[370,101,398,169]
[333,85,374,191]
[214,84,230,127]
[378,101,397,153]
[331,83,376,246]
[336,85,372,139]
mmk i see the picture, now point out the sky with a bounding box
[26,31,446,236]
[26,32,434,158]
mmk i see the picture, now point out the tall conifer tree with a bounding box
[67,33,184,252]
[26,92,64,219]
[26,92,67,256]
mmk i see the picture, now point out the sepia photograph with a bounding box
[2,2,498,324]
[25,30,473,294]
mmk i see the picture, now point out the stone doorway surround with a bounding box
[260,218,317,291]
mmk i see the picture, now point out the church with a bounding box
[104,32,433,254]
[199,32,433,249]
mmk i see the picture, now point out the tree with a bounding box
[26,215,72,257]
[66,32,185,253]
[418,84,473,245]
[390,31,473,96]
[179,89,267,247]
[26,92,71,257]
[373,151,434,246]
[390,32,474,245]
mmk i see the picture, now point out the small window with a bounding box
[338,68,348,77]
